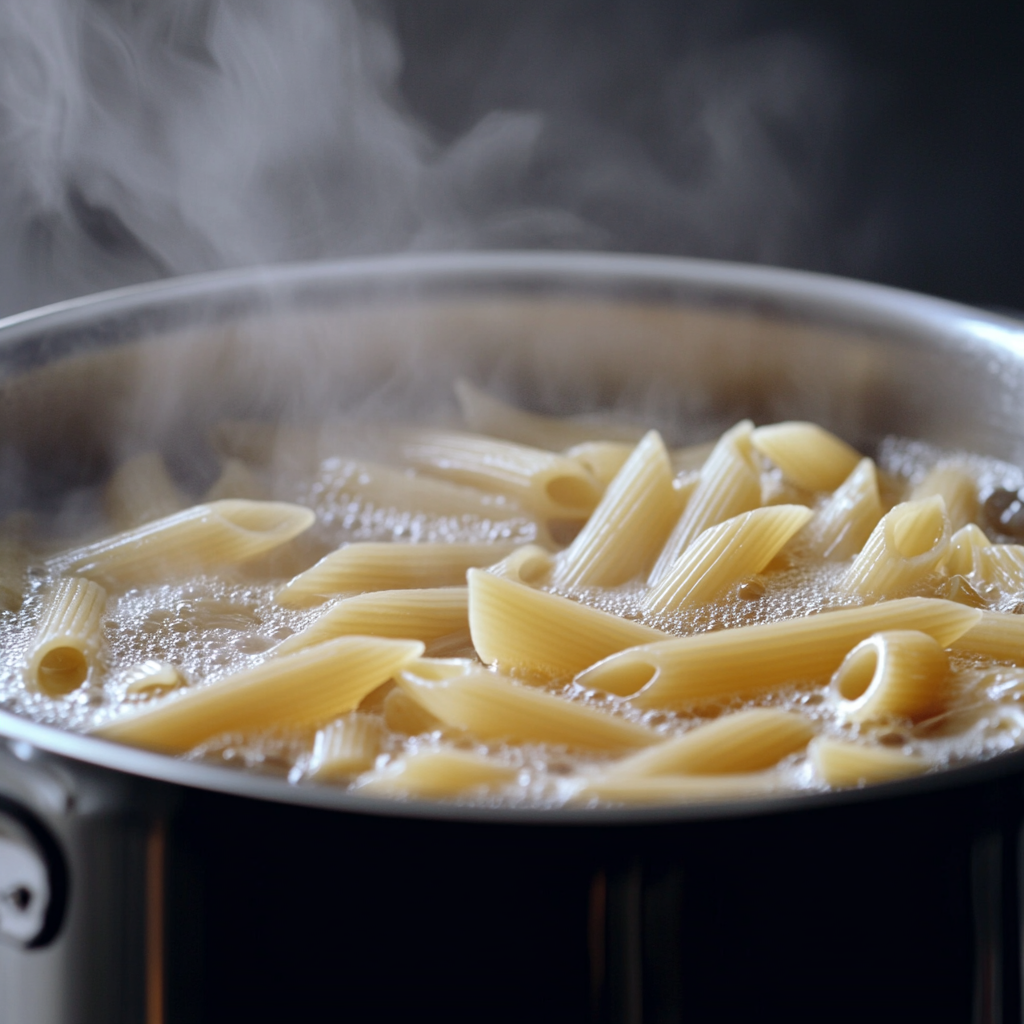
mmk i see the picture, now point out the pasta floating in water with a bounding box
[1,384,1023,806]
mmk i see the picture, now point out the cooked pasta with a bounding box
[952,611,1024,664]
[204,458,269,502]
[27,577,107,695]
[808,736,930,787]
[642,505,813,613]
[910,465,978,533]
[648,420,761,585]
[751,421,862,492]
[357,747,518,799]
[573,772,782,804]
[485,544,555,586]
[276,541,519,608]
[944,524,992,577]
[554,431,683,589]
[0,517,29,613]
[308,714,385,779]
[801,457,883,561]
[93,636,424,753]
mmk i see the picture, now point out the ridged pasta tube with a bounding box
[648,421,761,585]
[802,458,883,560]
[382,687,441,735]
[910,465,978,532]
[397,658,659,751]
[577,598,980,706]
[840,496,951,599]
[602,709,814,777]
[122,660,186,697]
[952,610,1024,664]
[48,500,316,586]
[394,427,604,520]
[357,748,517,799]
[454,378,645,450]
[971,545,1024,600]
[276,541,519,608]
[809,736,929,787]
[642,505,813,613]
[308,715,385,778]
[468,568,666,680]
[275,588,469,655]
[92,636,424,753]
[486,545,555,586]
[27,577,107,694]
[573,772,781,804]
[750,422,861,492]
[554,431,684,589]
[831,630,949,722]
[103,452,184,530]
[943,523,991,577]
[564,442,635,486]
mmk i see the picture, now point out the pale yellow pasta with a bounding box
[554,431,684,589]
[204,457,268,502]
[648,420,761,585]
[397,658,658,750]
[602,709,814,778]
[26,577,107,695]
[564,441,635,486]
[808,736,930,787]
[357,748,518,799]
[276,541,519,608]
[275,588,469,655]
[577,598,981,706]
[573,772,782,804]
[642,505,813,613]
[394,427,604,520]
[467,568,666,680]
[123,660,186,697]
[382,687,441,735]
[910,465,978,532]
[971,544,1024,599]
[454,378,645,450]
[485,544,555,586]
[750,421,861,492]
[830,630,949,723]
[47,500,316,587]
[103,452,184,530]
[92,636,424,753]
[802,457,883,560]
[841,496,951,599]
[944,524,991,577]
[308,714,385,779]
[951,610,1024,663]
[0,522,28,613]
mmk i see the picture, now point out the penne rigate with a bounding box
[801,457,883,561]
[910,465,978,533]
[808,736,930,787]
[751,422,862,492]
[27,578,107,695]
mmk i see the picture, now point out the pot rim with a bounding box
[1,250,1022,825]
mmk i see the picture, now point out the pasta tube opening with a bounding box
[831,630,949,723]
[577,655,659,697]
[889,498,948,559]
[37,647,89,694]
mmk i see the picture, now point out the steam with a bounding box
[0,0,854,316]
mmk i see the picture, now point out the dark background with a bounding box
[391,0,1023,312]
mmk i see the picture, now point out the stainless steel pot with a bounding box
[0,253,1022,1024]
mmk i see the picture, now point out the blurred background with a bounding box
[0,0,1020,318]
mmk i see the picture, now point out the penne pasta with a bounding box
[910,465,978,533]
[275,587,469,655]
[92,636,424,753]
[809,736,930,787]
[841,496,951,599]
[103,452,184,530]
[577,598,981,706]
[830,630,949,722]
[357,747,517,799]
[468,568,666,680]
[944,524,992,577]
[308,714,385,778]
[750,422,861,492]
[393,427,604,520]
[26,577,107,695]
[47,500,316,587]
[970,544,1024,601]
[648,421,761,585]
[275,541,519,608]
[454,378,646,450]
[554,431,684,589]
[397,658,659,750]
[564,441,635,486]
[382,686,442,735]
[123,660,186,697]
[642,505,813,613]
[801,457,883,561]
[601,709,814,778]
[485,544,555,586]
[951,610,1024,664]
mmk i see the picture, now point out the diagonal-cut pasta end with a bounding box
[209,499,316,540]
[576,650,659,697]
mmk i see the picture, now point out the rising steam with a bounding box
[0,0,853,316]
